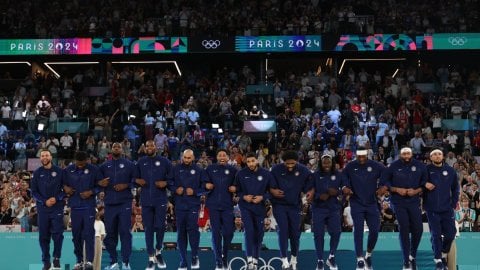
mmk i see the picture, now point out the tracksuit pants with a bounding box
[209,208,234,265]
[393,203,423,262]
[142,204,167,256]
[176,209,200,265]
[312,207,341,261]
[71,208,96,263]
[104,202,132,264]
[240,207,264,259]
[38,209,64,264]
[426,209,456,259]
[272,204,302,258]
[351,202,380,257]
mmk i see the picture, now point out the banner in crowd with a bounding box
[188,37,235,52]
[235,35,322,52]
[0,37,188,55]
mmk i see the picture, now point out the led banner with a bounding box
[0,37,188,55]
[235,35,321,52]
[431,33,480,49]
[189,37,234,52]
[333,34,433,51]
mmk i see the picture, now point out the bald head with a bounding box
[182,149,195,165]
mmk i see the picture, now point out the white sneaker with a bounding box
[122,262,131,270]
[191,256,200,269]
[84,262,94,270]
[104,263,120,270]
[145,260,155,270]
[290,255,298,270]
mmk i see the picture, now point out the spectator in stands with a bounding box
[456,196,476,232]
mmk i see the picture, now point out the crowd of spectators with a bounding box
[1,0,479,38]
[1,58,480,234]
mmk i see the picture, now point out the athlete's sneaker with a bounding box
[178,260,187,270]
[122,262,131,270]
[52,258,61,269]
[145,260,155,270]
[215,261,224,270]
[73,262,84,270]
[290,255,297,270]
[105,263,120,270]
[356,259,366,270]
[247,261,255,270]
[42,263,51,270]
[410,258,417,270]
[191,256,200,269]
[84,262,94,270]
[156,253,166,269]
[316,260,324,270]
[442,258,448,270]
[435,261,444,270]
[402,261,412,270]
[365,256,373,270]
[222,256,228,270]
[327,257,338,270]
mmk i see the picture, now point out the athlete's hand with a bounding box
[80,190,93,199]
[63,185,75,196]
[319,193,330,201]
[185,187,194,196]
[205,183,215,190]
[243,195,254,203]
[135,178,147,187]
[98,177,110,187]
[45,197,56,207]
[252,195,263,204]
[114,183,129,192]
[425,182,435,191]
[269,188,285,198]
[228,186,237,193]
[305,189,315,203]
[327,188,338,196]
[342,187,353,195]
[155,180,167,189]
[176,187,184,195]
[376,186,388,196]
[406,188,420,197]
[395,187,408,196]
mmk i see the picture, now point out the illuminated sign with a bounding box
[0,37,188,55]
[236,36,321,52]
[431,33,480,49]
[243,121,276,132]
[334,34,433,51]
[189,37,235,52]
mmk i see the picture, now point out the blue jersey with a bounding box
[135,155,173,206]
[380,159,427,205]
[63,163,102,209]
[342,159,384,206]
[424,164,459,212]
[311,170,342,210]
[99,158,135,205]
[235,167,272,216]
[205,163,238,211]
[171,163,207,211]
[269,163,312,208]
[31,165,65,212]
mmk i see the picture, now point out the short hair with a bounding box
[245,152,256,159]
[74,151,88,161]
[216,148,229,156]
[282,150,298,161]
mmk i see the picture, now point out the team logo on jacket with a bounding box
[367,167,372,172]
[295,171,300,176]
[411,166,416,172]
[155,161,161,166]
[331,175,336,181]
[84,169,89,174]
[225,169,230,175]
[119,164,125,168]
[443,170,448,176]
[191,169,196,175]
[257,176,263,181]
[51,172,57,177]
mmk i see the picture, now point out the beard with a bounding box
[41,159,51,166]
[112,152,121,158]
[433,161,443,166]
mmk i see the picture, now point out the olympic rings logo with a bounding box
[448,37,468,46]
[202,40,221,49]
[227,257,282,270]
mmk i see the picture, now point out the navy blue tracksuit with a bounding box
[205,163,238,266]
[99,158,135,264]
[380,159,427,263]
[171,163,207,266]
[63,163,102,263]
[235,167,273,260]
[342,159,384,257]
[424,164,459,260]
[311,170,342,262]
[31,165,65,265]
[135,155,173,256]
[270,163,312,258]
